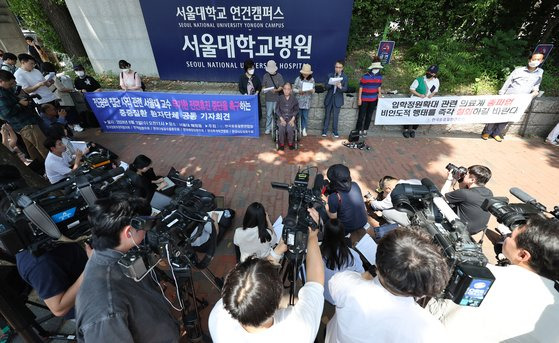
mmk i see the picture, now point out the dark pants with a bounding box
[323,102,341,135]
[482,122,508,137]
[355,100,377,131]
[278,120,295,146]
[403,125,419,130]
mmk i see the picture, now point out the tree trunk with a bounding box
[37,0,87,57]
[540,13,559,43]
[0,145,47,189]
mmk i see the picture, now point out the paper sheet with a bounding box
[45,72,55,82]
[271,215,283,245]
[355,234,378,265]
[301,82,314,92]
[328,77,343,85]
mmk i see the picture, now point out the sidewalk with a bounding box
[75,129,559,336]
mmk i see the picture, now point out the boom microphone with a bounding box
[312,173,324,197]
[510,187,547,211]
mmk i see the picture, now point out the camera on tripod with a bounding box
[118,174,218,279]
[390,178,495,307]
[271,167,323,258]
[445,163,467,181]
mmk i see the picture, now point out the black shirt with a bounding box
[446,186,494,234]
[327,182,368,233]
[74,75,101,93]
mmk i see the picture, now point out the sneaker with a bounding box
[289,145,295,150]
[265,130,271,135]
[321,133,327,137]
[72,124,84,132]
[278,145,284,151]
[334,133,339,138]
[493,135,503,142]
[481,133,490,140]
[302,128,307,137]
[545,139,559,146]
[409,130,416,138]
[403,130,410,138]
[363,130,368,136]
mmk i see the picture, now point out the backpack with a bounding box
[121,71,146,91]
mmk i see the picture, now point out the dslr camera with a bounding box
[446,163,467,182]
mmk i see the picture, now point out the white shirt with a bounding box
[209,282,324,343]
[14,68,58,104]
[370,178,422,210]
[233,226,277,262]
[410,76,440,97]
[499,66,543,95]
[45,151,72,184]
[326,271,448,343]
[323,248,364,305]
[430,264,559,343]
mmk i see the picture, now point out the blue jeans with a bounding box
[299,108,309,130]
[265,101,276,133]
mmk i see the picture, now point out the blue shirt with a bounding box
[16,243,87,318]
[327,182,368,233]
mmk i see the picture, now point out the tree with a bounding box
[38,0,86,57]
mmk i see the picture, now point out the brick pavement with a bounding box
[76,129,559,336]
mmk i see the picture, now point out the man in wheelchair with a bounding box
[275,82,299,151]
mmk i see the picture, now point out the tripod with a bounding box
[280,253,305,306]
[159,252,222,342]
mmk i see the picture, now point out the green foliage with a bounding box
[7,0,64,52]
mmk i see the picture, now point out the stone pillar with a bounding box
[0,0,28,55]
[65,0,159,76]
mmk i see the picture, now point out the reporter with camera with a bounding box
[432,215,559,342]
[0,70,48,160]
[44,136,83,184]
[326,227,451,342]
[325,164,368,234]
[209,208,324,342]
[441,165,493,235]
[368,175,422,226]
[76,193,180,342]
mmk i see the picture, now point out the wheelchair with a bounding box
[271,111,302,150]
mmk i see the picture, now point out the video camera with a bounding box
[271,167,323,258]
[482,187,559,229]
[482,187,559,265]
[118,174,218,280]
[391,179,495,307]
[0,167,125,256]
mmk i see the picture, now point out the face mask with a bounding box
[528,61,540,68]
[426,73,433,79]
[371,69,380,74]
[76,71,85,77]
[121,68,130,73]
[247,69,255,75]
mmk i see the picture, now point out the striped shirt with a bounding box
[360,73,382,102]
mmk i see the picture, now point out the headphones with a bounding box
[129,216,158,235]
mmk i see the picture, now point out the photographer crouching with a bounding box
[431,215,559,342]
[441,164,494,236]
[325,164,369,234]
[75,193,180,342]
